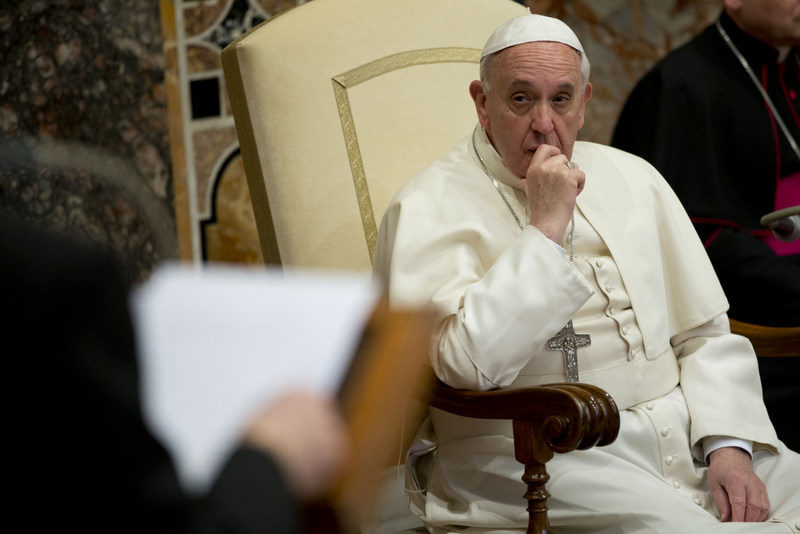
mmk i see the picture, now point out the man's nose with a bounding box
[529,104,555,134]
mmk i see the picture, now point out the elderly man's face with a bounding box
[471,41,591,179]
[725,0,800,47]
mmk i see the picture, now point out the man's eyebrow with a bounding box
[509,79,534,88]
[554,82,576,92]
[508,80,576,92]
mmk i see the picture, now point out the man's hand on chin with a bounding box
[523,144,585,244]
[708,446,770,522]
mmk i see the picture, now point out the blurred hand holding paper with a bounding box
[131,263,379,494]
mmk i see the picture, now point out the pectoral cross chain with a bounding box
[546,320,591,382]
[472,131,591,382]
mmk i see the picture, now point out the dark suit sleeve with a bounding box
[197,448,299,534]
[699,227,800,326]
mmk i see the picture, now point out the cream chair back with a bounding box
[223,0,526,270]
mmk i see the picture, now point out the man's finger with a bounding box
[760,488,772,522]
[529,144,562,168]
[744,500,762,522]
[746,484,770,522]
[759,502,771,523]
[710,484,731,522]
[761,486,771,522]
[728,484,747,522]
[575,171,586,195]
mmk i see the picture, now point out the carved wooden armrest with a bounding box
[429,379,620,534]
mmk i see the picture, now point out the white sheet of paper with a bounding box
[131,263,378,494]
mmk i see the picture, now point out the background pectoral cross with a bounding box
[546,320,591,382]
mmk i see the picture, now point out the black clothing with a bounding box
[612,11,800,327]
[611,12,800,452]
[2,219,298,533]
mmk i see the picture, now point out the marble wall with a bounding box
[0,0,173,284]
[161,0,308,265]
[1,0,724,277]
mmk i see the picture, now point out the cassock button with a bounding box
[621,326,629,335]
[672,480,681,489]
[596,259,605,268]
[605,284,614,293]
[661,427,671,437]
[665,456,675,465]
[694,497,703,506]
[646,402,655,410]
[608,307,616,316]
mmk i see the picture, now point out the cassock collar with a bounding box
[718,11,797,65]
[472,124,523,190]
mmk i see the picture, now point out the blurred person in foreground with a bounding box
[2,217,349,533]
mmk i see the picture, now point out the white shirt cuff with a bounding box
[703,436,753,463]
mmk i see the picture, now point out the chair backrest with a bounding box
[222,0,526,270]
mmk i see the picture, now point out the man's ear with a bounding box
[577,82,592,130]
[469,80,490,129]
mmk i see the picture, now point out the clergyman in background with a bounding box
[612,0,800,450]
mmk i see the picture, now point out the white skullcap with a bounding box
[481,14,590,81]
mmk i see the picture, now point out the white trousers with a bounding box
[425,388,800,533]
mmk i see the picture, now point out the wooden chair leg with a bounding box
[430,382,620,534]
[513,419,555,534]
[522,461,550,534]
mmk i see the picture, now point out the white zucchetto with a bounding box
[481,14,590,81]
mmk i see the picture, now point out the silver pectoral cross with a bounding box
[546,320,591,382]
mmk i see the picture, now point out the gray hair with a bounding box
[479,45,590,93]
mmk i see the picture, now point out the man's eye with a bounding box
[512,95,529,103]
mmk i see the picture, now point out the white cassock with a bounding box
[373,125,800,533]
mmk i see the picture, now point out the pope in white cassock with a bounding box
[373,14,800,534]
